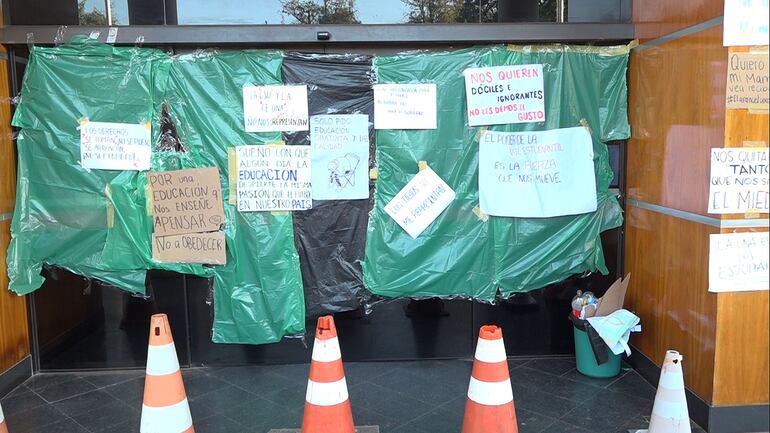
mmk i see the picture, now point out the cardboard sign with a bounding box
[479,127,597,218]
[152,231,226,265]
[373,84,437,129]
[708,147,769,214]
[463,64,545,127]
[726,52,770,110]
[243,85,309,132]
[236,145,312,211]
[384,167,455,239]
[310,114,370,200]
[148,167,225,237]
[723,0,769,46]
[709,232,769,292]
[80,121,151,170]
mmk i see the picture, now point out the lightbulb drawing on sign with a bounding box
[328,153,361,192]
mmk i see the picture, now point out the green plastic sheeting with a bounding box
[363,44,630,301]
[162,50,306,344]
[7,37,169,295]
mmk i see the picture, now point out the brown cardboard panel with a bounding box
[148,167,225,236]
[152,231,226,265]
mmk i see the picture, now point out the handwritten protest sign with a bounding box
[726,52,770,110]
[152,231,226,265]
[708,147,769,214]
[709,232,769,292]
[243,85,309,132]
[384,167,455,239]
[373,84,437,129]
[148,167,225,237]
[463,64,545,127]
[310,114,370,200]
[80,121,151,170]
[236,145,312,211]
[479,127,597,218]
[723,0,769,46]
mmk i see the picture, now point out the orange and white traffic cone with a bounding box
[301,315,355,433]
[0,401,9,433]
[140,314,194,433]
[645,350,691,433]
[462,325,518,433]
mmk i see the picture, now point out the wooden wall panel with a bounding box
[627,26,727,216]
[710,44,770,405]
[625,205,719,402]
[0,220,29,372]
[713,257,770,405]
[0,47,15,215]
[1,1,30,373]
[633,0,723,41]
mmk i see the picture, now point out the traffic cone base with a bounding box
[462,325,518,433]
[140,314,194,433]
[301,316,355,433]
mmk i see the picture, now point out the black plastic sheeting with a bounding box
[282,52,375,317]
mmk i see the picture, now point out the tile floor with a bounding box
[0,358,707,433]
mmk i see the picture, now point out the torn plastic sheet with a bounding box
[163,49,306,344]
[282,52,375,317]
[7,36,169,295]
[363,44,630,301]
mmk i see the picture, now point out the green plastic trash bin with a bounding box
[574,326,622,378]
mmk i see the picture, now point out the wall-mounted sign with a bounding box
[726,52,770,110]
[373,84,437,130]
[310,114,370,200]
[723,0,769,46]
[80,120,151,170]
[385,167,455,239]
[479,127,597,218]
[709,232,769,292]
[243,85,309,132]
[708,147,769,214]
[148,167,225,236]
[235,145,312,211]
[463,64,545,126]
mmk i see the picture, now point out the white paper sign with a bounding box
[723,0,770,47]
[235,145,312,211]
[479,127,597,218]
[373,84,437,129]
[708,147,769,214]
[463,64,545,127]
[243,85,309,132]
[384,167,455,239]
[310,114,370,200]
[80,121,151,171]
[709,232,769,292]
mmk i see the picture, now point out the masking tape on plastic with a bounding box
[104,185,115,228]
[506,43,632,56]
[579,118,593,135]
[418,160,428,171]
[145,181,153,215]
[474,127,488,143]
[369,168,379,180]
[472,205,489,223]
[227,147,237,206]
[266,140,286,147]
